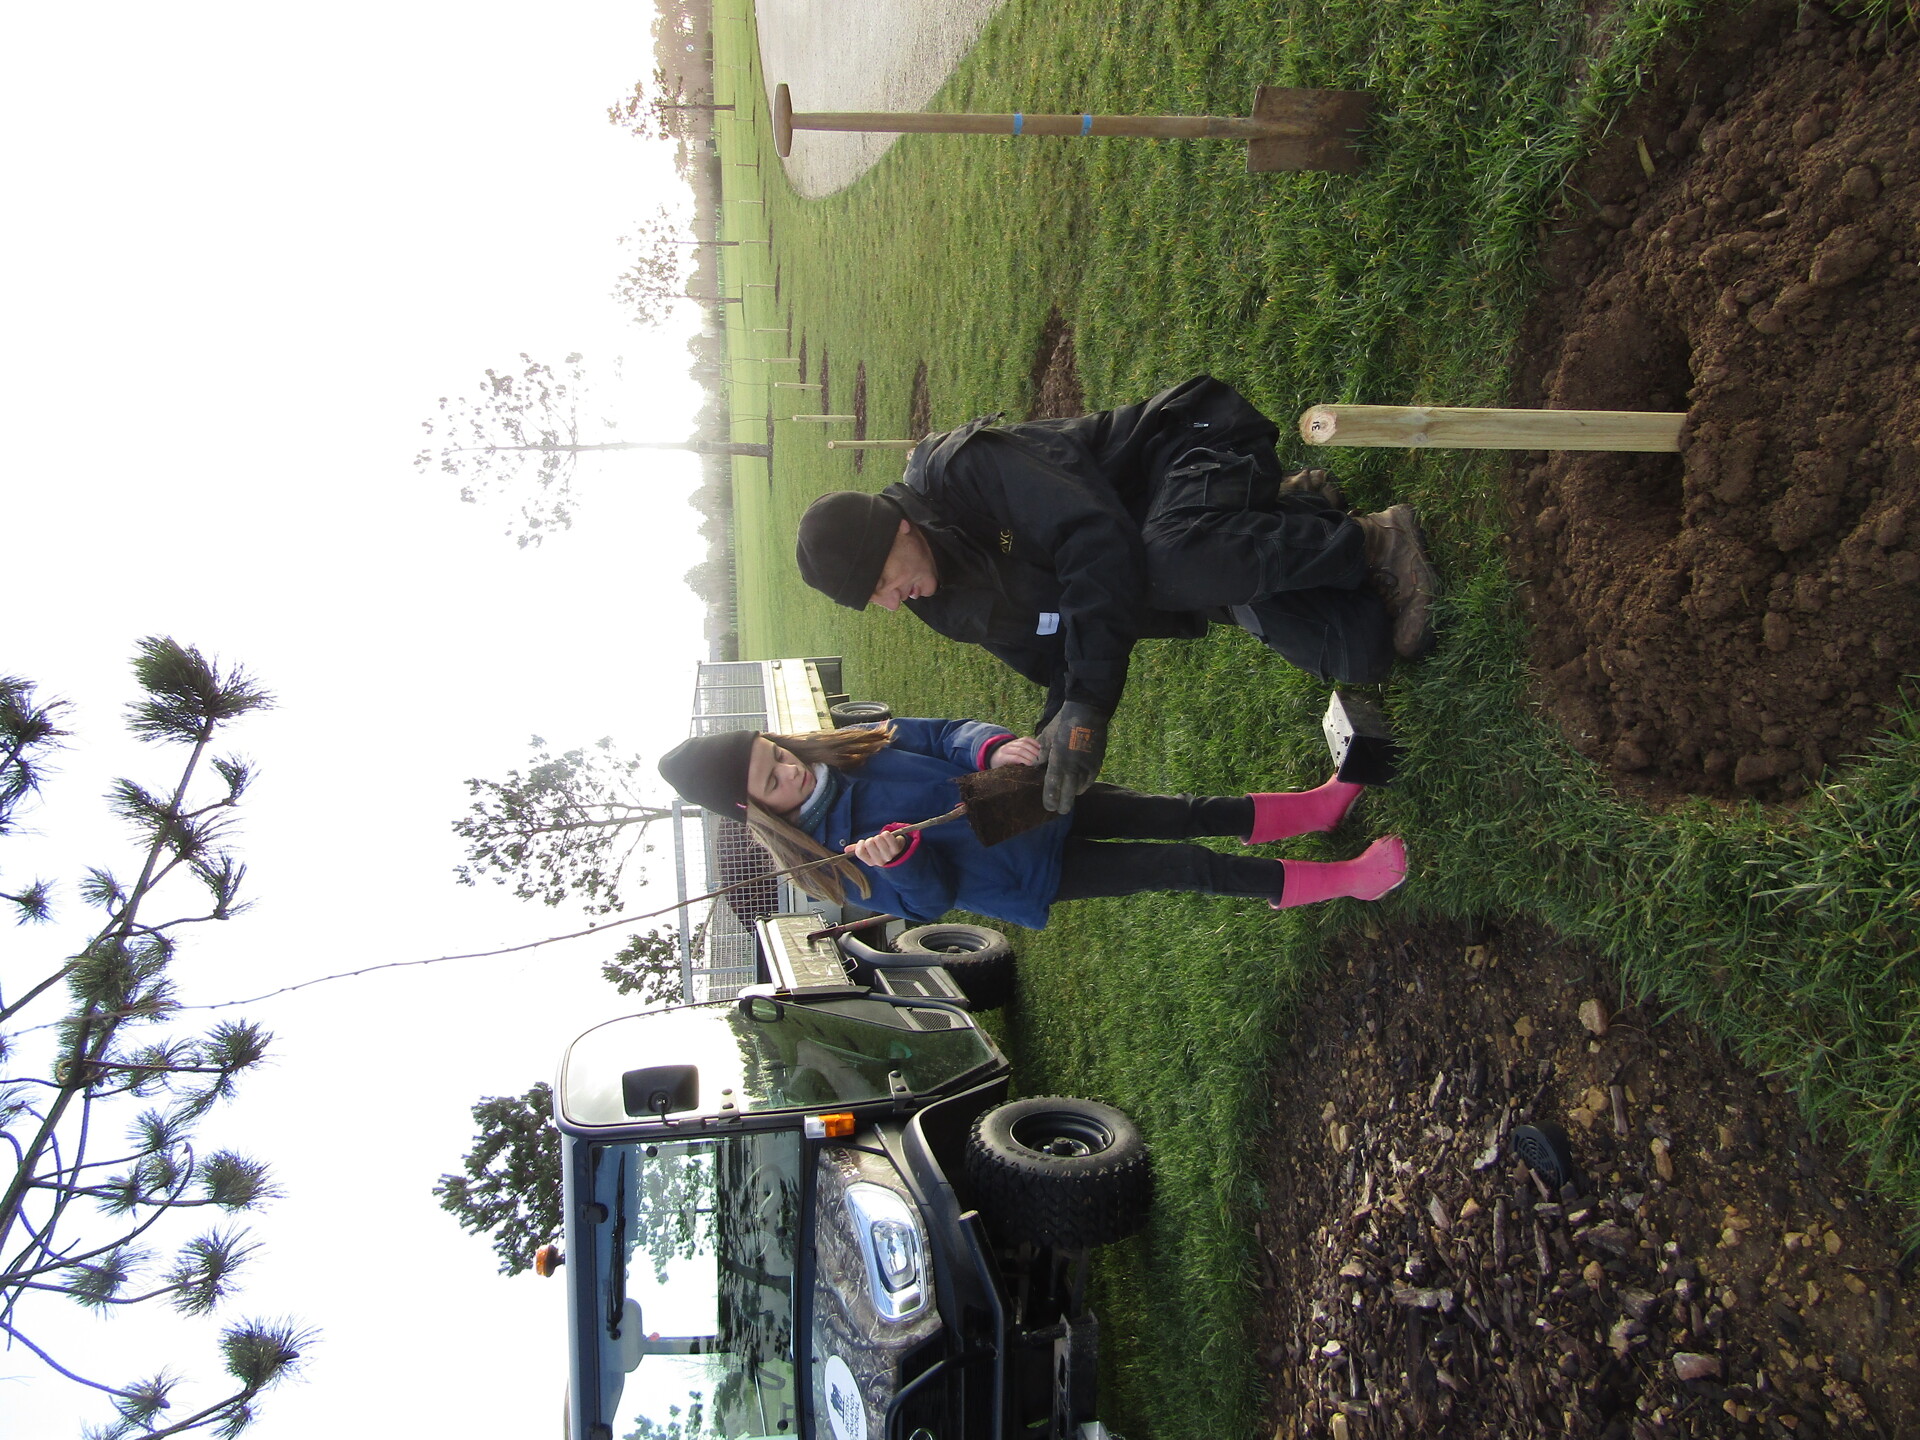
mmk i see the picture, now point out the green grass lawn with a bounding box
[705,2,1920,1434]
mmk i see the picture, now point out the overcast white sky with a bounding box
[1,4,722,1435]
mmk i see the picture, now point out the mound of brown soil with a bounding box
[1257,918,1920,1439]
[1508,3,1920,800]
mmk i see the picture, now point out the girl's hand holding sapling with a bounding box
[844,829,910,866]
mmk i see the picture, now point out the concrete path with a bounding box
[755,0,1010,198]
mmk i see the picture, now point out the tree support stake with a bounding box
[1299,405,1685,452]
[773,84,1372,174]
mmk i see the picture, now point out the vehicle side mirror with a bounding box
[738,995,784,1023]
[620,1064,699,1118]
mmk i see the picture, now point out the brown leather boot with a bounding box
[1278,467,1345,508]
[1356,505,1439,659]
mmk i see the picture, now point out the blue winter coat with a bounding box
[805,718,1069,930]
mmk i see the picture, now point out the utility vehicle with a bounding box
[555,912,1151,1440]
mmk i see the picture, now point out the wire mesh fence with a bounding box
[673,663,779,1000]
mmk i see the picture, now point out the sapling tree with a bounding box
[0,640,311,1438]
[606,68,730,147]
[416,353,770,546]
[452,736,674,916]
[613,204,693,329]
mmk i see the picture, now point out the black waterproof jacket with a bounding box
[885,375,1284,725]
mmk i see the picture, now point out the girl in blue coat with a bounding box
[657,718,1406,929]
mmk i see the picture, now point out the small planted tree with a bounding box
[452,736,674,916]
[416,353,770,545]
[0,641,310,1438]
[613,204,694,329]
[606,69,731,148]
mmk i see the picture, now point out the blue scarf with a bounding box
[791,762,840,834]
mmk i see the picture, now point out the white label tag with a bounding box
[1036,612,1060,635]
[824,1355,867,1440]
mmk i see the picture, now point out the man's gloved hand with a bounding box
[1036,702,1109,814]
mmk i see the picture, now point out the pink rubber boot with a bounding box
[1243,775,1365,843]
[1272,836,1408,909]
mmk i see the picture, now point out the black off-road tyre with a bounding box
[829,700,892,726]
[964,1096,1153,1248]
[893,923,1016,1011]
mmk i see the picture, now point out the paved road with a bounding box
[756,0,1009,198]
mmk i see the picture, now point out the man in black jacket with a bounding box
[795,376,1437,813]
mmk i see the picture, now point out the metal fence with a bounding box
[670,664,778,1001]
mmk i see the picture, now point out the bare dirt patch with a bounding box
[1257,916,1920,1439]
[1027,308,1084,420]
[1507,3,1920,801]
[908,361,932,440]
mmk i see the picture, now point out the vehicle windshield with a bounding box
[562,998,999,1127]
[583,1131,805,1439]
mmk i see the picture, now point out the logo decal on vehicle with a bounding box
[823,1354,867,1440]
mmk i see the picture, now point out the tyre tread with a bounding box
[964,1097,1153,1248]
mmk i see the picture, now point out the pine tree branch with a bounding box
[0,728,212,1242]
[0,1318,153,1399]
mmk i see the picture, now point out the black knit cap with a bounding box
[657,729,759,817]
[795,490,904,609]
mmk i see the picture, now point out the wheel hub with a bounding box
[1009,1111,1114,1160]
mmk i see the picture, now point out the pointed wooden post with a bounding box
[827,439,922,450]
[792,414,856,423]
[772,83,1371,174]
[1299,404,1685,452]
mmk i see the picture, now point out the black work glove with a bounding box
[1037,702,1108,814]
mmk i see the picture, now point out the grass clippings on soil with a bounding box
[1260,916,1920,1439]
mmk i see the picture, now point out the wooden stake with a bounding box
[773,83,1370,174]
[827,439,921,450]
[792,414,856,423]
[771,381,822,390]
[1299,404,1685,452]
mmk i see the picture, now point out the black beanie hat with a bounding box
[795,490,904,609]
[657,729,759,817]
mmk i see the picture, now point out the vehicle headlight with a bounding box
[845,1183,930,1322]
[870,1217,920,1291]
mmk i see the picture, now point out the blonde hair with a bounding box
[741,723,896,906]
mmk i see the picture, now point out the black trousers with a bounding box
[1140,445,1395,685]
[1053,785,1285,903]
